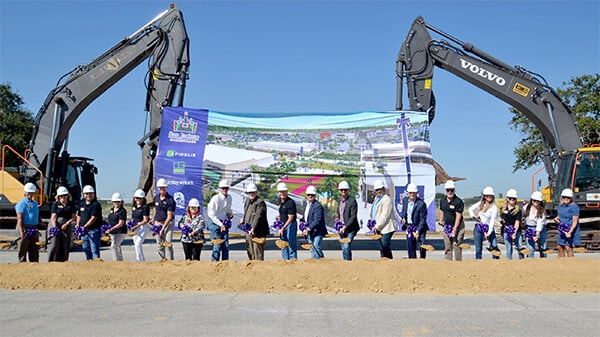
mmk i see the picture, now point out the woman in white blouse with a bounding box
[523,191,547,258]
[468,186,500,259]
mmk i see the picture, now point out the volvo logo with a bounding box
[460,59,506,86]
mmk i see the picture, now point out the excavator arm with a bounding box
[26,3,189,199]
[396,16,583,187]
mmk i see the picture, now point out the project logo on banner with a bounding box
[155,107,208,225]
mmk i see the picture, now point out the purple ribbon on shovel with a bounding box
[24,227,38,239]
[299,221,308,232]
[74,226,88,239]
[406,224,417,239]
[241,223,252,233]
[504,225,515,238]
[180,225,193,237]
[476,223,489,233]
[334,221,344,232]
[126,221,137,231]
[367,219,376,231]
[100,223,111,233]
[151,224,163,236]
[444,224,453,238]
[48,226,60,238]
[271,219,284,231]
[221,218,232,230]
[557,223,570,239]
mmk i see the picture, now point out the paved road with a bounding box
[1,290,598,337]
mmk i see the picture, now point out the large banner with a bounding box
[155,107,209,223]
[157,109,435,234]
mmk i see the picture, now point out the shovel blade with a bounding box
[211,239,225,245]
[519,248,531,255]
[339,238,351,243]
[275,239,290,249]
[574,247,586,254]
[300,243,313,250]
[458,243,471,249]
[370,234,382,240]
[100,236,111,243]
[251,237,266,245]
[127,231,138,237]
[160,241,173,248]
[490,249,502,257]
[72,239,84,246]
[420,244,435,251]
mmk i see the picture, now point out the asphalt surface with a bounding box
[1,290,599,337]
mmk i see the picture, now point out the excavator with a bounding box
[0,3,189,228]
[396,16,600,249]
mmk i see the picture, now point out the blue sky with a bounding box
[1,0,599,199]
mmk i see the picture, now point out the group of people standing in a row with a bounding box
[14,177,581,262]
[438,180,581,260]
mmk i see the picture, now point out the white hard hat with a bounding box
[561,188,574,198]
[56,186,69,196]
[374,180,385,190]
[188,198,200,207]
[482,186,495,196]
[277,182,288,192]
[246,183,258,193]
[156,178,168,188]
[306,185,317,195]
[506,189,518,199]
[24,183,36,193]
[338,181,350,190]
[531,191,543,201]
[444,180,456,189]
[111,192,123,202]
[82,185,95,194]
[133,189,146,198]
[406,183,418,193]
[218,179,230,188]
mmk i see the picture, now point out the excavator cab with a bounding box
[50,153,97,203]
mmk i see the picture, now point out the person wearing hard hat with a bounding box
[523,191,547,258]
[370,180,398,259]
[499,189,523,260]
[553,188,580,257]
[152,178,175,260]
[400,183,428,259]
[48,186,76,262]
[15,182,40,262]
[336,180,359,260]
[207,179,233,261]
[76,185,103,260]
[105,192,127,261]
[131,189,150,262]
[438,180,466,261]
[178,198,206,261]
[303,185,327,259]
[276,182,297,260]
[241,183,269,260]
[468,186,500,259]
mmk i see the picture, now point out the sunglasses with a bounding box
[507,197,516,201]
[446,189,455,192]
[561,196,572,199]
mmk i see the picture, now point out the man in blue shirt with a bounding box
[15,183,40,262]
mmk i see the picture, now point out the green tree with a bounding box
[509,74,599,171]
[0,83,34,167]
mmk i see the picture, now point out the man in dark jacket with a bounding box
[337,181,359,260]
[242,183,269,260]
[302,185,327,259]
[400,183,428,259]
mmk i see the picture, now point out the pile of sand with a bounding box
[1,259,598,294]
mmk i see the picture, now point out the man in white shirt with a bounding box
[207,179,233,261]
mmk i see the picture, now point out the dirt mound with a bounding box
[1,259,598,294]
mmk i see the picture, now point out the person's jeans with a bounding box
[503,230,523,260]
[208,222,229,261]
[340,231,357,260]
[525,226,547,258]
[379,232,393,259]
[281,221,297,260]
[110,233,126,261]
[407,232,427,259]
[82,229,101,260]
[308,234,324,259]
[474,229,499,260]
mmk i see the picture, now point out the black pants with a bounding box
[48,229,71,262]
[182,242,202,260]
